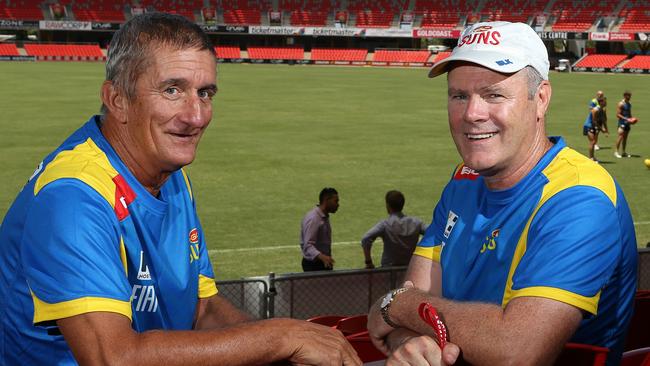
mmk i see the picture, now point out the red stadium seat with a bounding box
[621,347,650,366]
[336,314,367,335]
[555,343,609,366]
[0,43,20,56]
[346,331,387,363]
[622,56,650,70]
[247,46,304,60]
[215,46,242,59]
[574,54,628,69]
[373,50,431,63]
[306,315,345,327]
[311,48,368,62]
[625,291,650,351]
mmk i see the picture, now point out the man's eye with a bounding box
[450,94,466,100]
[199,90,215,99]
[164,87,180,95]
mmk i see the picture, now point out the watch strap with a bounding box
[380,287,409,328]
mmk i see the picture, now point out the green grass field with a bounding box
[0,62,648,280]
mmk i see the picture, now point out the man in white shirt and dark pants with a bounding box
[361,190,426,268]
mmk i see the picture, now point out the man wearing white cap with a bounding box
[368,22,637,366]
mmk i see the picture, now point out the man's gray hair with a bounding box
[525,66,544,100]
[100,12,215,116]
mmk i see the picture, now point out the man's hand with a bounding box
[387,335,460,366]
[367,294,398,354]
[318,254,335,269]
[367,281,416,353]
[278,319,362,365]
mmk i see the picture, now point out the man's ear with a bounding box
[536,80,552,122]
[100,81,128,123]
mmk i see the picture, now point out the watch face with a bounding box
[381,292,392,308]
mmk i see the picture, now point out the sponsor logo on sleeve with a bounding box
[443,211,459,239]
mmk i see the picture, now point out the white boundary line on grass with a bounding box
[209,221,650,254]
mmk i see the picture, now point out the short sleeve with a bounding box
[508,187,621,315]
[196,219,218,298]
[22,179,132,324]
[414,188,450,262]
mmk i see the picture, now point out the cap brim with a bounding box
[428,50,528,78]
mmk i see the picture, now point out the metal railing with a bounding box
[216,249,650,319]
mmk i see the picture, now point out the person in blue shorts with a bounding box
[0,12,360,366]
[589,90,606,151]
[615,90,634,158]
[367,21,637,366]
[583,95,607,162]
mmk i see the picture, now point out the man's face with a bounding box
[447,64,541,179]
[125,46,217,173]
[624,93,631,102]
[325,194,340,214]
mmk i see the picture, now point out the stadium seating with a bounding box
[619,7,650,32]
[354,11,395,28]
[373,49,431,63]
[0,43,20,56]
[67,0,128,22]
[311,48,368,61]
[480,0,546,23]
[290,10,329,26]
[432,51,451,63]
[347,0,408,13]
[622,55,650,70]
[74,9,126,22]
[223,9,262,24]
[1,0,44,20]
[419,11,460,29]
[550,0,617,31]
[574,54,627,68]
[138,0,202,20]
[247,46,304,60]
[215,45,242,59]
[23,44,105,61]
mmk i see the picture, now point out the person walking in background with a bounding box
[615,90,635,158]
[300,187,339,271]
[361,190,426,269]
[584,95,607,162]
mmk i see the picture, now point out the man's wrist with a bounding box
[380,287,410,328]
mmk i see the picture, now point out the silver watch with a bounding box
[380,287,409,328]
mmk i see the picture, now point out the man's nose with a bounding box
[180,93,211,127]
[463,95,489,123]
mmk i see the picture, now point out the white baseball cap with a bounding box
[429,21,549,80]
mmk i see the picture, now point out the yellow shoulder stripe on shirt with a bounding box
[198,274,218,298]
[181,168,194,202]
[413,246,442,262]
[34,137,119,206]
[501,147,616,314]
[32,137,129,276]
[32,291,132,324]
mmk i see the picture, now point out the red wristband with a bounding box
[418,302,448,350]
